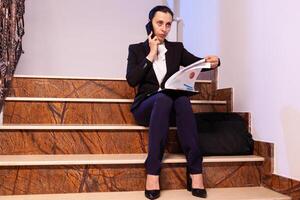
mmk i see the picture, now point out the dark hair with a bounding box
[148,5,174,21]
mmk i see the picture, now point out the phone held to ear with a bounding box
[146,22,155,39]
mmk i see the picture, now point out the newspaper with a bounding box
[163,59,211,95]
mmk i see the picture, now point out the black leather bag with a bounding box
[194,112,254,156]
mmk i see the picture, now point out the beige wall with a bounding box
[16,0,166,78]
[180,0,300,181]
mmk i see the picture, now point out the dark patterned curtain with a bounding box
[0,0,25,111]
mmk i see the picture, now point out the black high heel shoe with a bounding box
[145,189,160,200]
[186,169,207,198]
[145,175,160,199]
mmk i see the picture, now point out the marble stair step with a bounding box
[0,123,250,155]
[0,187,291,200]
[0,154,265,194]
[3,98,228,124]
[10,75,215,99]
[0,154,264,166]
[0,125,174,154]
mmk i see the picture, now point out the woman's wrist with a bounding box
[146,52,156,62]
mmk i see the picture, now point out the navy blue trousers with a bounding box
[132,92,203,175]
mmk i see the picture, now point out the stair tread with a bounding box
[0,154,264,166]
[0,124,173,130]
[0,187,290,200]
[4,97,226,104]
[13,75,213,83]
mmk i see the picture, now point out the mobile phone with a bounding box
[146,21,155,39]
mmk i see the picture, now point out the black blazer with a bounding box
[126,39,211,111]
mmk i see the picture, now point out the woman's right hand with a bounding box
[146,32,160,62]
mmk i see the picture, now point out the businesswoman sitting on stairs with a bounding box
[126,5,220,199]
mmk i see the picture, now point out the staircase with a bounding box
[0,75,290,199]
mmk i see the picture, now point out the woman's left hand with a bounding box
[205,55,220,69]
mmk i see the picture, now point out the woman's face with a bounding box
[151,11,173,43]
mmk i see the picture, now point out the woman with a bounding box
[126,5,220,199]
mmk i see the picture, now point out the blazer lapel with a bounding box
[143,40,150,55]
[143,40,159,85]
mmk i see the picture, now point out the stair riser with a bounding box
[3,102,227,124]
[0,162,262,195]
[9,78,214,99]
[0,130,180,154]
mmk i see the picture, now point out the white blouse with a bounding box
[152,43,167,90]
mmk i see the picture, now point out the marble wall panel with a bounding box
[254,141,300,200]
[264,174,300,200]
[211,88,233,112]
[254,141,274,177]
[237,112,251,132]
[0,162,261,195]
[3,102,228,124]
[191,83,214,100]
[198,69,218,88]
